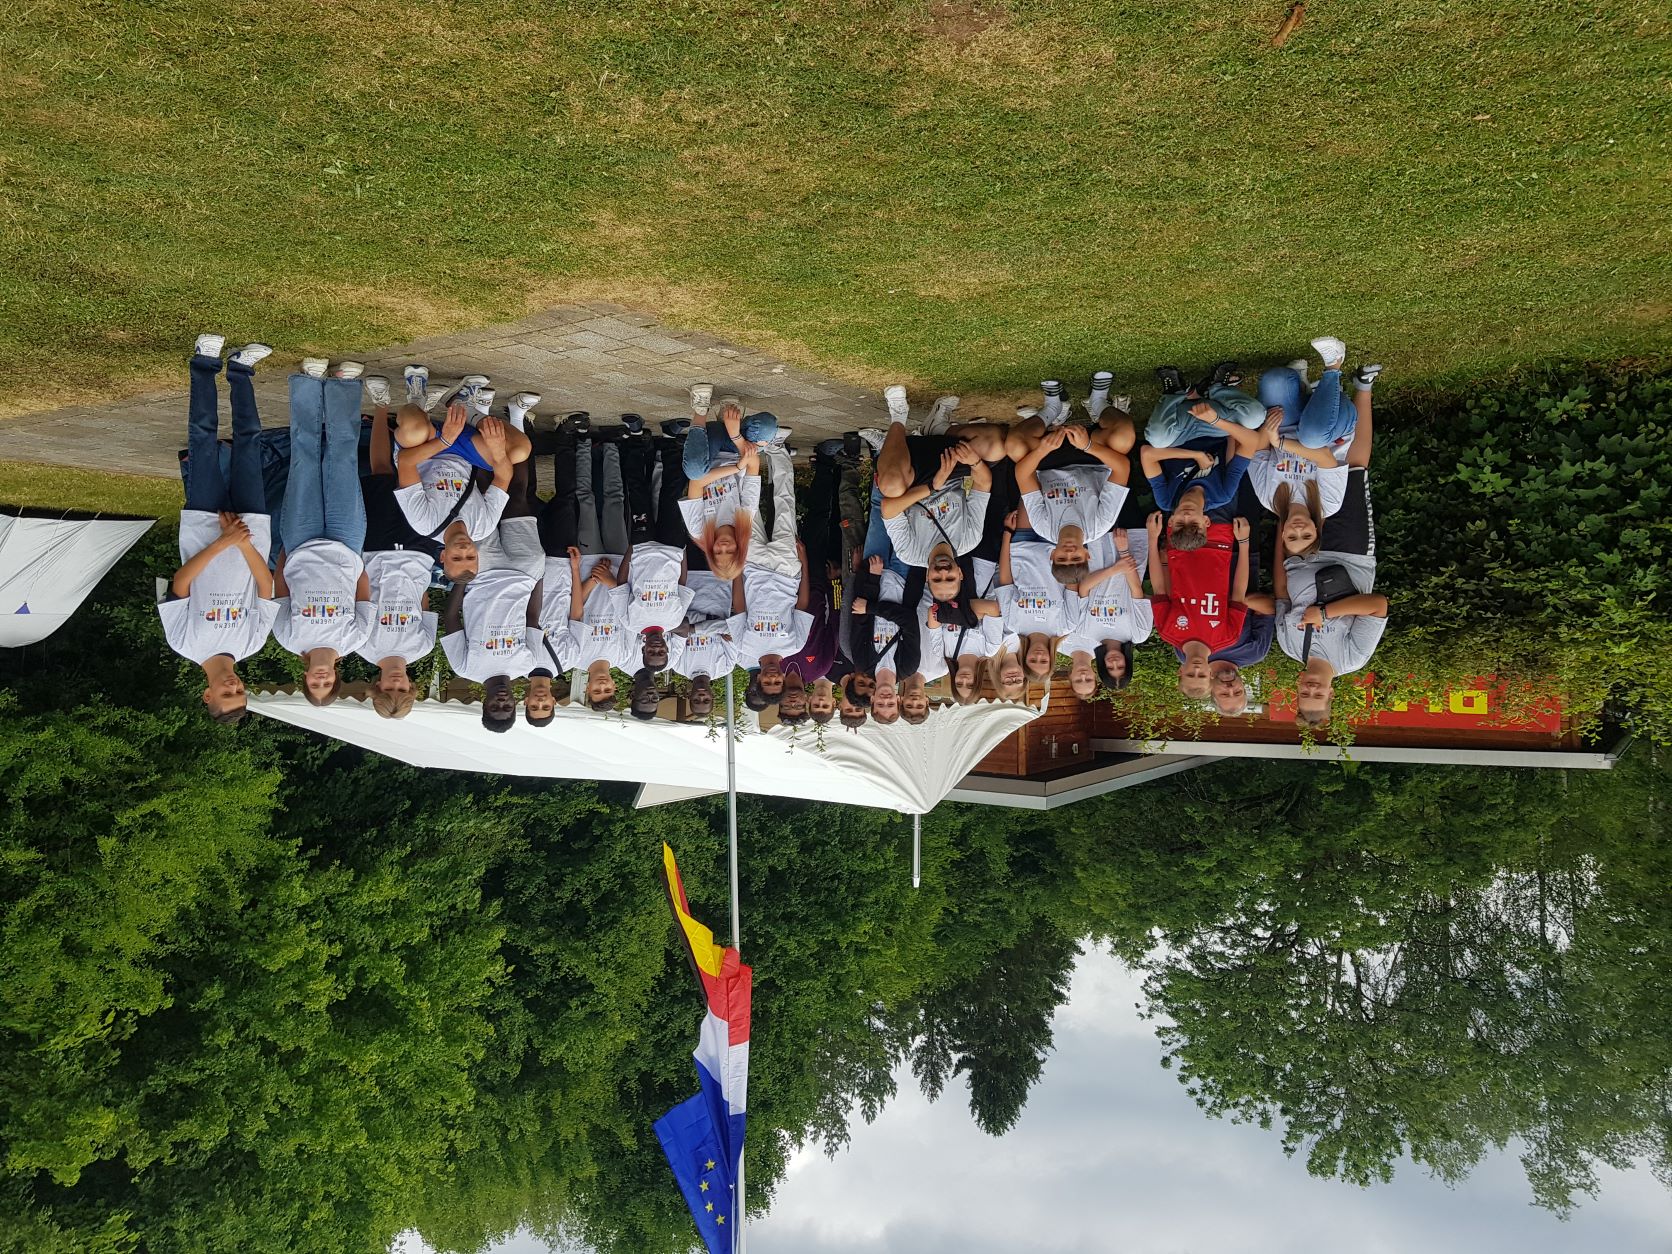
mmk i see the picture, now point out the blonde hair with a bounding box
[951,659,990,706]
[1273,478,1326,558]
[701,512,753,581]
[987,647,1028,702]
[372,687,416,719]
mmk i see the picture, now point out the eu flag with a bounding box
[654,1092,736,1254]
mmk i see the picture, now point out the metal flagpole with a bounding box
[724,675,744,1254]
[913,812,922,889]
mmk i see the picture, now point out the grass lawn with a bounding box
[2,0,1667,414]
[0,461,180,519]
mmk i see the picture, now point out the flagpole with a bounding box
[724,674,744,1254]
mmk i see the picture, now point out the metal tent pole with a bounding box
[913,812,922,889]
[724,676,744,1253]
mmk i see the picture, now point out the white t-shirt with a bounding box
[356,550,438,666]
[1021,467,1127,544]
[440,567,541,681]
[624,542,695,632]
[671,625,739,681]
[158,509,280,664]
[726,563,812,668]
[535,553,619,675]
[678,473,761,541]
[998,540,1082,636]
[394,453,509,541]
[272,539,372,658]
[882,485,990,564]
[686,570,733,625]
[1275,550,1384,674]
[1248,449,1350,518]
[568,583,637,671]
[1065,531,1154,652]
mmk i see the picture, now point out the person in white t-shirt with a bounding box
[670,619,737,721]
[393,402,519,582]
[1062,528,1153,700]
[728,539,814,710]
[1247,406,1352,525]
[679,396,766,582]
[879,443,994,566]
[274,371,376,705]
[996,516,1080,686]
[1008,414,1135,586]
[439,567,544,733]
[565,547,636,710]
[161,335,281,724]
[1272,383,1387,730]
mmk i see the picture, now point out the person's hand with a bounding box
[1188,401,1219,424]
[1004,509,1021,532]
[477,417,509,462]
[1146,510,1165,534]
[932,448,959,490]
[1114,552,1137,576]
[1063,424,1091,450]
[1262,407,1284,447]
[1193,449,1217,467]
[217,512,251,546]
[440,403,468,446]
[851,597,868,615]
[868,555,884,574]
[718,401,743,427]
[952,439,981,466]
[1301,605,1326,628]
[1039,427,1067,452]
[1233,516,1251,542]
[925,604,940,629]
[1114,527,1129,547]
[567,545,583,567]
[735,439,757,461]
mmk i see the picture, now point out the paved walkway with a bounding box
[0,302,886,477]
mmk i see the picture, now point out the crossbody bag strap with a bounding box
[428,479,478,540]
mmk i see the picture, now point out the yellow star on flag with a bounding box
[716,1215,725,1225]
[705,1202,714,1213]
[705,1159,716,1171]
[699,1181,709,1192]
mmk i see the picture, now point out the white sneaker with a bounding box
[1086,371,1113,419]
[362,375,392,406]
[1285,358,1310,384]
[418,386,444,414]
[508,391,541,419]
[441,373,490,409]
[1109,394,1132,415]
[300,357,328,378]
[716,394,743,418]
[921,395,961,435]
[193,333,226,359]
[403,364,430,403]
[332,360,365,380]
[688,383,714,417]
[1040,380,1070,426]
[470,386,496,418]
[1016,405,1040,421]
[760,426,794,453]
[884,384,910,426]
[1310,336,1346,370]
[229,342,271,369]
[856,428,887,455]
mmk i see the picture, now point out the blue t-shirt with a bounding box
[1172,608,1274,668]
[1147,437,1251,514]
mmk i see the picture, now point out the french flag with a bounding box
[654,844,751,1254]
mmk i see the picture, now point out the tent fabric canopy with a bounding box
[249,693,1038,814]
[0,513,154,646]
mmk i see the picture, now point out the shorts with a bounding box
[1319,468,1375,558]
[1036,445,1103,473]
[437,423,494,473]
[906,434,972,489]
[362,473,442,556]
[478,515,545,578]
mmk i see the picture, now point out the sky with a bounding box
[402,949,1670,1254]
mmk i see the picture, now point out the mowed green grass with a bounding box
[1,0,1667,411]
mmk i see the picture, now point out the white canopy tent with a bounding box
[0,513,154,646]
[248,692,1037,816]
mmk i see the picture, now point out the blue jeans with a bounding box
[680,412,780,479]
[1145,385,1265,447]
[184,354,266,514]
[1258,366,1355,447]
[862,484,911,581]
[282,374,366,553]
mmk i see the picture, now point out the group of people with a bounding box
[164,333,1387,733]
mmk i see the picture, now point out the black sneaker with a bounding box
[815,437,845,459]
[1154,366,1186,395]
[562,411,591,436]
[842,431,862,460]
[1353,364,1383,388]
[1209,360,1242,387]
[620,413,645,435]
[661,417,692,438]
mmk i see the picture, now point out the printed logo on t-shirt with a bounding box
[380,608,419,628]
[1014,594,1053,612]
[929,497,954,520]
[637,588,674,605]
[1175,614,1189,630]
[586,623,617,640]
[299,596,349,620]
[1043,485,1082,502]
[750,618,784,636]
[427,474,468,495]
[1089,602,1124,620]
[484,627,522,653]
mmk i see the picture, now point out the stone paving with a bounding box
[0,301,888,478]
